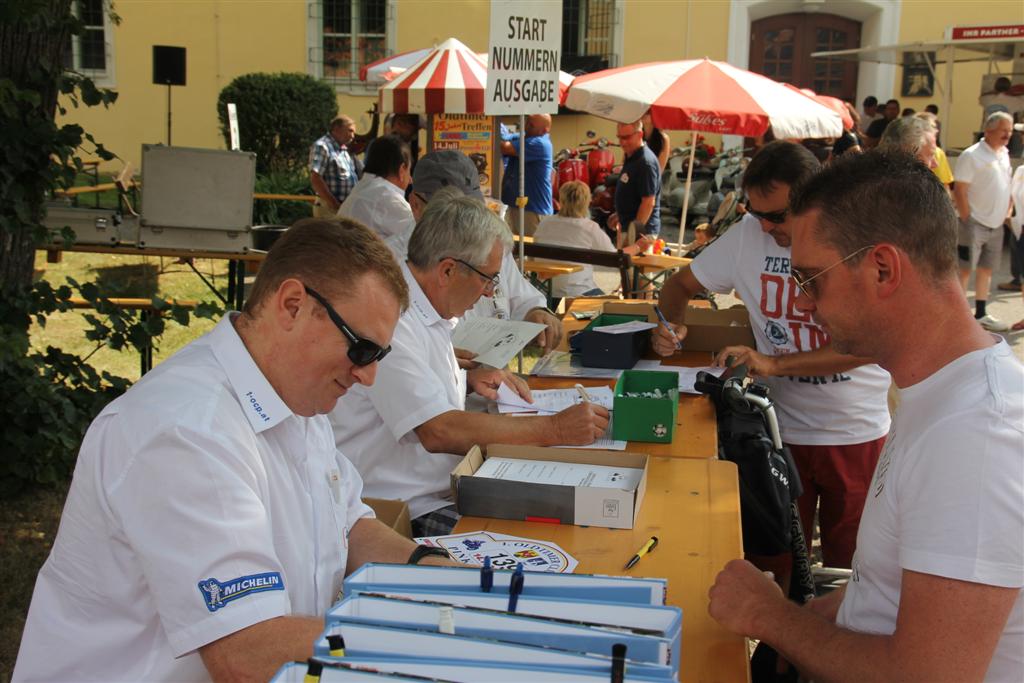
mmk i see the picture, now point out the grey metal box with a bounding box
[138,145,257,253]
[43,204,139,246]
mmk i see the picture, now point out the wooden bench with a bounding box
[64,297,198,375]
[521,242,634,299]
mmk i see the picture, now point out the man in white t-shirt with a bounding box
[709,149,1023,683]
[13,219,459,683]
[954,111,1014,331]
[337,134,414,244]
[654,141,891,575]
[330,193,609,538]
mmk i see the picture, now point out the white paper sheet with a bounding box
[452,317,546,368]
[496,384,615,414]
[530,351,624,379]
[628,361,720,394]
[591,321,658,334]
[473,457,643,490]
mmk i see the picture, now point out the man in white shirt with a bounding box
[954,111,1015,331]
[330,193,609,537]
[13,219,455,683]
[337,134,414,245]
[653,142,891,576]
[709,149,1023,683]
[402,150,564,353]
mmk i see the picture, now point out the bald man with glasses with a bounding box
[651,141,891,583]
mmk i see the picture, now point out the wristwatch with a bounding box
[406,545,451,565]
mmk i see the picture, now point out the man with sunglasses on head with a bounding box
[14,219,460,683]
[609,119,662,244]
[652,141,891,581]
[708,150,1023,683]
[330,192,609,538]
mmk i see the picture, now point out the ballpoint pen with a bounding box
[653,307,682,350]
[625,536,659,570]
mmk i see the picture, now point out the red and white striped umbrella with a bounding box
[379,38,488,114]
[564,58,842,139]
[373,42,575,107]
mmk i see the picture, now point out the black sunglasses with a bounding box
[304,286,391,366]
[747,206,789,224]
[446,257,501,291]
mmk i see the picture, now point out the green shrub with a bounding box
[217,73,338,174]
[253,169,314,226]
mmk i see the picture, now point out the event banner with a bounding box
[485,0,562,115]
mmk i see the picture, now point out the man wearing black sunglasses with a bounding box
[652,141,892,583]
[330,193,609,538]
[15,219,464,683]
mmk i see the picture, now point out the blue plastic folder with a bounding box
[272,657,667,682]
[324,592,682,678]
[343,563,667,605]
[303,621,672,680]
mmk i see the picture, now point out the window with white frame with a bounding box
[309,0,392,91]
[561,0,618,75]
[63,0,114,84]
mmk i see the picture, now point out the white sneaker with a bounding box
[977,314,1010,332]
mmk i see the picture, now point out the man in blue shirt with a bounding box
[501,114,553,236]
[611,120,661,239]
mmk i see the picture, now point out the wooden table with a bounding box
[631,253,693,298]
[521,258,584,308]
[455,297,749,682]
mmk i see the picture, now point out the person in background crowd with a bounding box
[309,115,362,217]
[609,119,662,241]
[385,113,422,174]
[500,114,554,237]
[954,111,1015,331]
[641,110,671,172]
[900,107,916,117]
[924,103,942,145]
[13,219,463,683]
[533,180,652,298]
[912,112,953,196]
[863,99,900,149]
[879,116,936,170]
[329,192,609,538]
[337,135,414,245]
[859,95,881,138]
[709,149,1023,683]
[653,141,891,583]
[830,103,862,158]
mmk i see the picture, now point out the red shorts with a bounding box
[788,436,886,568]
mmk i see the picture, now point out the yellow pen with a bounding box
[303,659,323,683]
[326,634,346,657]
[625,536,659,569]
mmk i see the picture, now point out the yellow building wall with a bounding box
[895,1,1024,149]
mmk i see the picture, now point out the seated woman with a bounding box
[534,181,650,298]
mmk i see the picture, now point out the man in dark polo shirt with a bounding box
[863,99,899,149]
[609,120,661,240]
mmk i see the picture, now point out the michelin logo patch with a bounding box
[198,572,284,612]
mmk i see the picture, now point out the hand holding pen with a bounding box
[652,307,684,356]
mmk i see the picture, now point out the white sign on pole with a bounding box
[485,0,563,115]
[227,103,240,151]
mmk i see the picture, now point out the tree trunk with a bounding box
[0,0,74,300]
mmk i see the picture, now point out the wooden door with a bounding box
[750,13,860,103]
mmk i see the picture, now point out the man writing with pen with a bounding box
[650,141,891,590]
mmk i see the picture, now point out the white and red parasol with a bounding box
[378,38,488,114]
[564,58,843,139]
[375,40,575,111]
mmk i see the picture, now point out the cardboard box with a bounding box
[681,305,756,352]
[569,313,651,368]
[364,498,413,539]
[451,444,648,530]
[612,371,680,444]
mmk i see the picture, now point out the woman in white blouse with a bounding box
[534,181,651,298]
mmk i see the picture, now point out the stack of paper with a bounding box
[634,360,720,394]
[496,384,615,414]
[270,564,683,682]
[451,317,545,368]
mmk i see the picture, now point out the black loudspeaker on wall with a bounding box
[152,45,186,86]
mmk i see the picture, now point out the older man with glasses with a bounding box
[330,192,609,538]
[14,219,465,683]
[651,141,892,589]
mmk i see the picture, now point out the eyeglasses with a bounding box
[747,206,789,225]
[790,245,875,301]
[304,286,391,366]
[448,257,500,292]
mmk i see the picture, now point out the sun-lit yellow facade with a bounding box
[63,0,1022,173]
